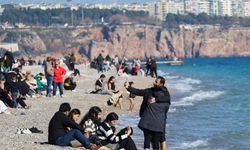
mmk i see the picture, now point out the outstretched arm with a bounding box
[126,86,147,97]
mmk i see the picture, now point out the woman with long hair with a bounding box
[107,76,123,109]
[80,106,102,146]
[97,112,137,150]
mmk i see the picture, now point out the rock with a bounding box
[1,26,250,58]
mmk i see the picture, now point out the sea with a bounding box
[118,57,250,150]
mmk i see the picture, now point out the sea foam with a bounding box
[178,139,209,149]
[172,90,225,107]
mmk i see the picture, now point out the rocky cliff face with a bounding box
[1,26,250,58]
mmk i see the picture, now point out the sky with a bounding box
[0,0,155,4]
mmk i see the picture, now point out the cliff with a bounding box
[0,25,250,59]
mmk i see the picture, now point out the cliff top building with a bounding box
[243,0,250,16]
[0,5,4,15]
[218,0,232,16]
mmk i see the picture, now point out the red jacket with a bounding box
[53,66,66,83]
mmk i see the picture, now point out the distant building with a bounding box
[210,0,219,16]
[243,0,250,16]
[149,0,170,21]
[184,0,199,14]
[218,0,232,16]
[169,1,185,14]
[232,0,244,16]
[0,5,4,15]
[198,0,210,14]
[0,43,19,52]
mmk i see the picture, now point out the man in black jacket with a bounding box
[48,103,92,149]
[124,76,171,150]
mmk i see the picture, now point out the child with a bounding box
[34,73,46,96]
[128,82,136,112]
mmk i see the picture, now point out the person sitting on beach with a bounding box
[4,72,30,108]
[107,76,123,109]
[97,112,137,150]
[91,74,112,95]
[34,73,46,96]
[80,106,103,146]
[128,82,136,112]
[48,103,96,149]
[64,73,77,91]
[25,71,37,97]
[52,60,66,98]
[0,80,29,109]
[68,108,89,147]
[124,76,171,150]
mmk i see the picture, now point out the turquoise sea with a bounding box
[119,57,250,150]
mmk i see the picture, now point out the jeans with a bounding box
[53,82,63,96]
[97,64,103,73]
[11,91,18,108]
[46,75,53,96]
[55,129,90,149]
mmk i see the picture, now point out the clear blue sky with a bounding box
[0,0,154,4]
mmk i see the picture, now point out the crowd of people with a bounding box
[90,53,159,78]
[0,51,171,150]
[0,53,80,114]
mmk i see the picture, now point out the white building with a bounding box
[149,0,170,21]
[198,0,210,14]
[243,0,250,16]
[210,0,219,16]
[218,0,232,16]
[0,5,4,15]
[169,1,185,14]
[184,0,199,14]
[232,0,244,16]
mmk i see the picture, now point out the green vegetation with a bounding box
[0,8,147,26]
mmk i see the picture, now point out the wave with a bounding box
[158,70,170,77]
[169,78,202,93]
[180,78,202,85]
[172,90,225,107]
[168,107,176,113]
[177,140,209,149]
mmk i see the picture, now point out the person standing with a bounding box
[52,60,66,98]
[44,57,54,97]
[150,57,157,78]
[96,53,104,73]
[124,76,171,150]
[69,53,76,71]
[145,58,151,77]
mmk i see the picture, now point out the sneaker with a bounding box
[16,128,22,134]
[24,106,31,109]
[60,94,65,98]
[22,128,32,134]
[29,127,43,134]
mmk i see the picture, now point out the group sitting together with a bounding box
[48,103,137,150]
[0,57,79,114]
[91,74,124,110]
